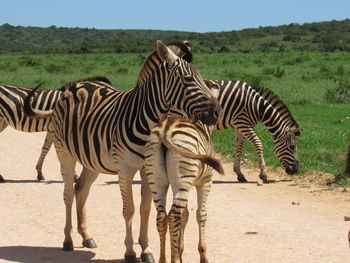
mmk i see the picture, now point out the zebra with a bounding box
[211,80,301,183]
[24,40,221,263]
[0,76,112,182]
[0,84,61,182]
[145,115,224,263]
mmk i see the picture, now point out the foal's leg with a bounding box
[139,167,155,263]
[35,131,54,181]
[179,205,189,261]
[75,167,99,248]
[146,142,169,263]
[55,143,77,251]
[196,180,212,263]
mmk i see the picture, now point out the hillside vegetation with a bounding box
[1,19,350,53]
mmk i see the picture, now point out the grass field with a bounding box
[0,51,349,180]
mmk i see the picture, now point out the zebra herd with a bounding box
[0,40,300,263]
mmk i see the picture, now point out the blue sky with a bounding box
[1,0,349,32]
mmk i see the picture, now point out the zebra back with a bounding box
[0,84,62,132]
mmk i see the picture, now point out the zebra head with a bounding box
[155,40,221,125]
[274,126,301,175]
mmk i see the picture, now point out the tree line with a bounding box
[0,19,349,54]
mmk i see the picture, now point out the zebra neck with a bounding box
[261,104,286,140]
[123,81,170,135]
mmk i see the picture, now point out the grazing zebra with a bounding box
[24,40,221,263]
[145,116,224,263]
[0,76,112,182]
[0,84,61,182]
[212,80,301,183]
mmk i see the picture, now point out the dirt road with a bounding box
[1,129,349,263]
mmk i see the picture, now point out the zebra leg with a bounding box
[0,120,8,182]
[118,173,138,263]
[75,167,98,249]
[234,131,247,182]
[153,185,169,263]
[168,195,189,263]
[145,141,170,263]
[55,144,77,251]
[35,132,54,181]
[243,129,268,183]
[196,181,212,263]
[139,167,155,263]
[179,205,189,261]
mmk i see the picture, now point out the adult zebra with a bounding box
[24,40,221,263]
[0,76,111,182]
[0,84,60,182]
[212,80,301,183]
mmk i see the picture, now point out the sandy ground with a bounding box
[1,129,350,263]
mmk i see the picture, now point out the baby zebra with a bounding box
[145,117,224,263]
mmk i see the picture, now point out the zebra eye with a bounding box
[184,76,194,82]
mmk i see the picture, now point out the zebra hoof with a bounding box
[63,241,74,251]
[259,174,268,184]
[37,173,45,181]
[125,255,138,263]
[0,175,5,183]
[141,253,155,263]
[237,177,248,183]
[82,239,97,248]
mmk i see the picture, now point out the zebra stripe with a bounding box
[145,116,223,263]
[24,40,220,263]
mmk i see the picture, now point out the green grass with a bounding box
[0,51,349,178]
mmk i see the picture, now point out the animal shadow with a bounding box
[0,246,125,263]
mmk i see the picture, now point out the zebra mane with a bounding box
[252,86,300,128]
[137,41,193,86]
[60,75,112,91]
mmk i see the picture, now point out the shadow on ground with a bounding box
[0,246,126,263]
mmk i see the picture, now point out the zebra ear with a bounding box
[289,127,302,136]
[183,40,191,51]
[156,40,179,65]
[294,127,302,136]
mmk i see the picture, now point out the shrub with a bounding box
[117,67,129,73]
[242,74,264,88]
[324,79,350,103]
[0,62,18,72]
[44,63,65,73]
[274,66,286,78]
[18,56,40,67]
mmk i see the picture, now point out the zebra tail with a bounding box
[24,84,54,117]
[161,138,225,175]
